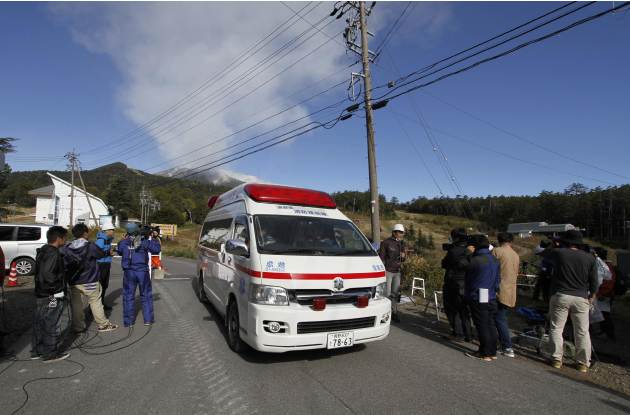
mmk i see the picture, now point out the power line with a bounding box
[419,89,630,180]
[385,50,464,198]
[392,113,445,197]
[390,108,618,186]
[164,3,629,185]
[373,2,414,61]
[374,2,630,103]
[80,2,319,155]
[379,1,596,99]
[384,1,580,86]
[142,71,355,173]
[160,97,348,177]
[85,11,334,164]
[175,117,337,180]
[85,15,342,166]
[281,1,345,46]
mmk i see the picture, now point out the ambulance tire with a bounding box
[197,272,209,303]
[227,299,246,353]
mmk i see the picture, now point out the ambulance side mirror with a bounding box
[226,239,249,257]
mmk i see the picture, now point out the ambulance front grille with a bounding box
[297,317,376,334]
[290,288,375,306]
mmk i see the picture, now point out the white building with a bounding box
[28,173,109,227]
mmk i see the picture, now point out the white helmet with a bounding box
[392,224,405,233]
[101,222,115,231]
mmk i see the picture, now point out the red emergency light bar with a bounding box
[207,195,220,209]
[244,184,336,209]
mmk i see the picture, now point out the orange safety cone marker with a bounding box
[151,255,161,270]
[6,261,18,287]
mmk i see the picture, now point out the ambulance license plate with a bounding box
[327,331,354,349]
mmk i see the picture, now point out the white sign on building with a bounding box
[28,173,109,227]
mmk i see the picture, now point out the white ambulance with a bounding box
[197,183,391,353]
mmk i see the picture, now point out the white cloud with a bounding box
[50,2,453,177]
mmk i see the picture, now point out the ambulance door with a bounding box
[228,215,252,319]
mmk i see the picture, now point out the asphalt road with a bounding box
[1,257,629,415]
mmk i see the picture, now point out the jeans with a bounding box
[123,269,154,326]
[31,297,67,358]
[98,262,112,306]
[70,282,110,331]
[549,293,591,365]
[494,302,513,350]
[385,271,401,315]
[468,299,498,357]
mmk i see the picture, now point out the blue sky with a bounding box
[2,2,629,203]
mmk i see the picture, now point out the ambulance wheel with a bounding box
[227,300,245,353]
[197,273,209,303]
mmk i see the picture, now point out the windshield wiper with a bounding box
[269,248,327,255]
[332,250,371,256]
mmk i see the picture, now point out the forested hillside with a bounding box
[405,183,630,247]
[1,163,232,224]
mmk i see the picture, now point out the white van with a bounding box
[197,183,391,353]
[0,224,50,275]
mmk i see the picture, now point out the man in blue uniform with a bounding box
[117,224,161,327]
[95,222,115,311]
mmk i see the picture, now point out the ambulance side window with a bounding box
[199,219,233,251]
[233,216,250,248]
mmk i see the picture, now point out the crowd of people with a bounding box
[31,222,160,363]
[381,223,619,373]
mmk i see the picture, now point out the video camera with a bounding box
[441,234,487,251]
[140,225,161,238]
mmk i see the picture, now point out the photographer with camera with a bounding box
[117,223,161,327]
[441,228,472,342]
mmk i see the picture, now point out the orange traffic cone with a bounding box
[151,255,161,270]
[6,261,18,287]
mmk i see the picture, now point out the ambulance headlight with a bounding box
[375,282,387,300]
[250,285,289,306]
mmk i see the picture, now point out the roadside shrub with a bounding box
[401,254,444,296]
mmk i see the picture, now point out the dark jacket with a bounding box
[117,236,161,273]
[463,248,501,302]
[546,248,598,299]
[63,239,107,286]
[378,237,405,273]
[34,244,66,298]
[442,242,469,289]
[95,231,114,264]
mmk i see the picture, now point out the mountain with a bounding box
[1,163,234,224]
[158,167,259,188]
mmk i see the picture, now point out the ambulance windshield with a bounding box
[254,215,376,256]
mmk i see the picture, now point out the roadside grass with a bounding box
[1,205,36,223]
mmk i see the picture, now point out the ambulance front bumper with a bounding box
[245,298,391,353]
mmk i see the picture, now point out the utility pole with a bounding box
[336,1,381,243]
[358,1,380,244]
[76,163,97,227]
[65,151,77,227]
